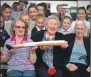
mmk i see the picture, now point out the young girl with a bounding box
[1,3,12,36]
[57,16,72,35]
[28,4,38,28]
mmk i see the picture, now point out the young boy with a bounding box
[31,15,46,37]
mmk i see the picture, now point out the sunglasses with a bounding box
[15,26,25,29]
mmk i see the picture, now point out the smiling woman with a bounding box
[64,21,90,77]
[31,15,69,77]
[11,20,27,36]
[1,20,37,77]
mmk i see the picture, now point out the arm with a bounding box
[30,47,37,64]
[1,48,16,62]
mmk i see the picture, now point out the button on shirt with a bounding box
[2,36,35,72]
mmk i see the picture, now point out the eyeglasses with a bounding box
[14,26,25,29]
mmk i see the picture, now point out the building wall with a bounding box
[1,1,90,13]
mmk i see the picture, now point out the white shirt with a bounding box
[70,20,90,36]
[4,19,12,36]
[36,26,45,31]
[57,27,73,35]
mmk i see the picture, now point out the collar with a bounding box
[4,19,12,23]
[61,28,71,32]
[11,35,27,41]
[76,19,86,22]
[36,26,45,31]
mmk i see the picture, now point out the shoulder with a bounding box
[83,37,90,43]
[27,37,33,42]
[31,30,45,42]
[4,38,11,45]
[32,27,37,30]
[55,32,64,36]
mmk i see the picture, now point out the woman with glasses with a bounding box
[1,20,36,77]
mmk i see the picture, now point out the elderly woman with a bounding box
[1,20,36,77]
[31,15,68,77]
[65,21,90,77]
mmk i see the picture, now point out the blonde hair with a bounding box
[36,14,46,21]
[10,20,28,35]
[20,12,30,22]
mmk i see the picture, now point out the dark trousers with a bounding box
[36,67,63,77]
[65,63,90,77]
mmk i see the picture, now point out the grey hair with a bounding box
[74,21,87,31]
[44,15,60,30]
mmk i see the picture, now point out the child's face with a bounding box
[37,18,45,28]
[28,7,38,20]
[2,8,11,20]
[62,18,71,30]
[37,6,44,15]
[77,10,86,20]
[23,15,30,24]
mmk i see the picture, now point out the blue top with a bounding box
[69,40,87,65]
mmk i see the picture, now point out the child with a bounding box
[31,15,46,37]
[1,3,12,36]
[57,16,72,35]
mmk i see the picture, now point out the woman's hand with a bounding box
[8,48,16,54]
[30,46,37,64]
[86,66,91,72]
[67,64,78,71]
[31,46,38,54]
[60,41,69,48]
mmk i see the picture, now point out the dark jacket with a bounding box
[64,33,90,66]
[31,30,68,70]
[0,29,10,47]
[31,27,38,38]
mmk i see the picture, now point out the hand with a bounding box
[60,41,69,48]
[86,66,91,72]
[40,46,48,50]
[67,64,78,71]
[8,48,16,54]
[31,46,38,53]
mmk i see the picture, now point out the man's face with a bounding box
[57,6,62,13]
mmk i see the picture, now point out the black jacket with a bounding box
[0,29,10,47]
[31,30,68,70]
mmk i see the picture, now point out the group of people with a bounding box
[0,0,90,77]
